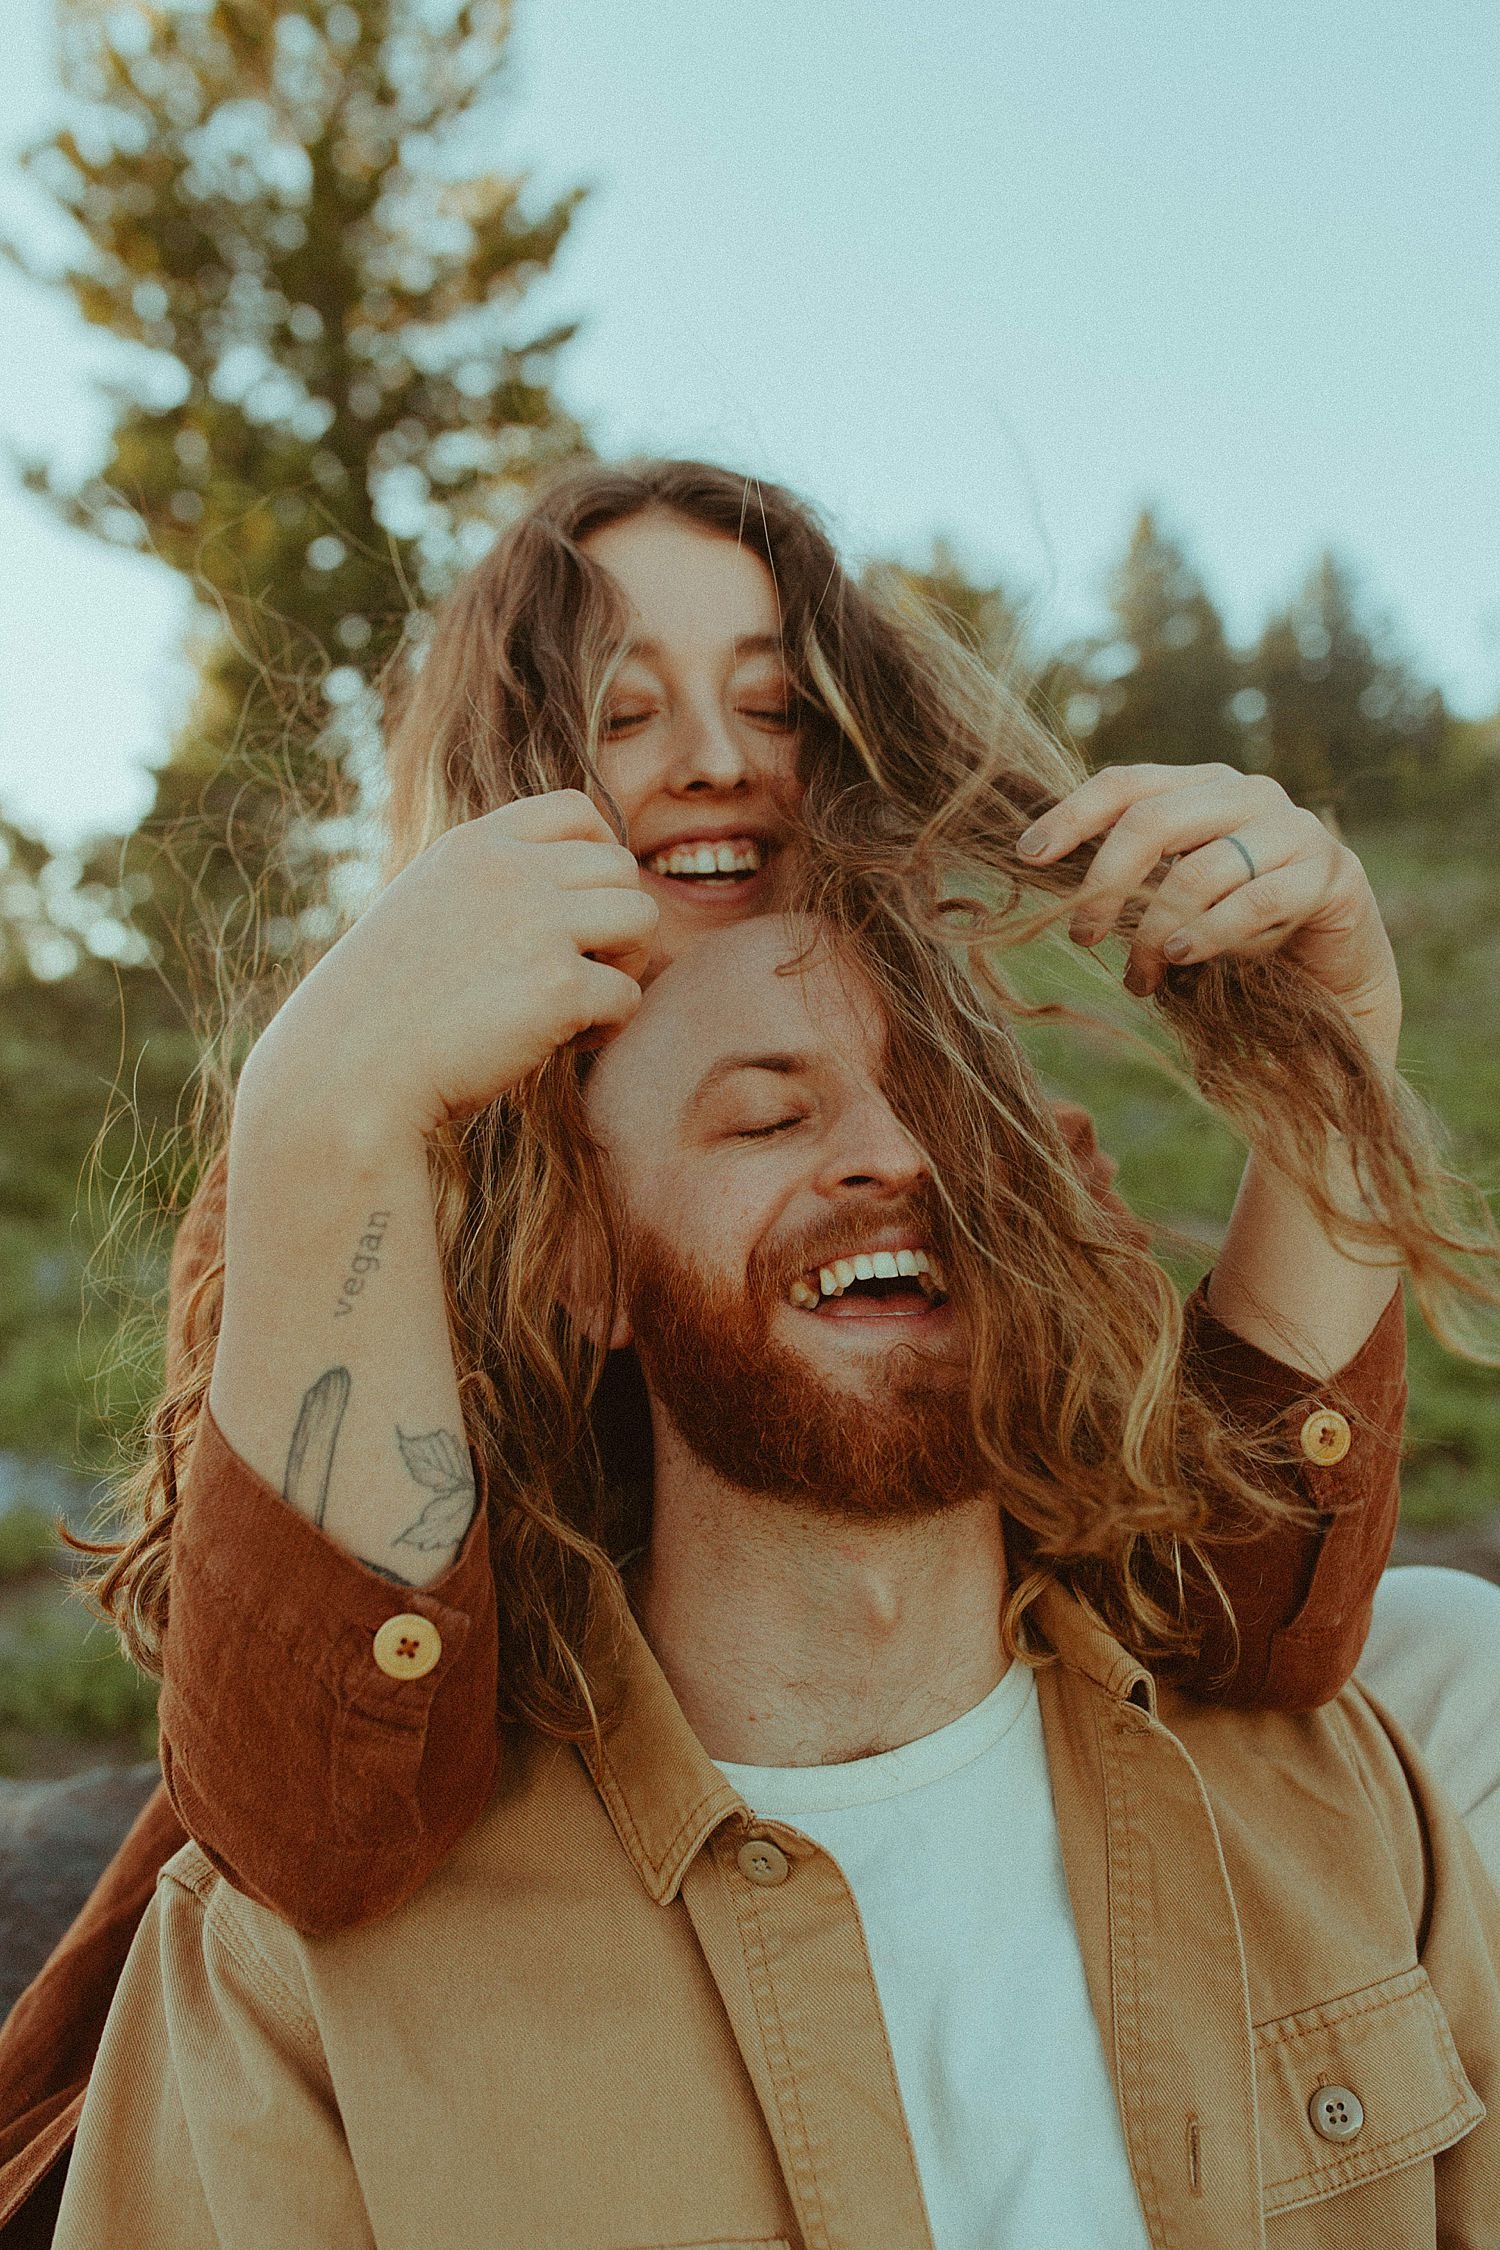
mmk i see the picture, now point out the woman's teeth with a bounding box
[786,1248,946,1310]
[643,839,766,879]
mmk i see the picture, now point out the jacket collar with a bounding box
[577,1569,1158,1904]
[1031,1578,1159,1718]
[578,1580,749,1904]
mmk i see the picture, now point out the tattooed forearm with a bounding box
[284,1367,352,1527]
[333,1210,391,1319]
[390,1425,478,1565]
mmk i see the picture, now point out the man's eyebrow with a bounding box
[619,632,786,665]
[681,1050,814,1120]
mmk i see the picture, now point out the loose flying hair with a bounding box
[85,457,1500,1756]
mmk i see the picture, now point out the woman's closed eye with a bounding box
[602,701,797,738]
[601,706,654,738]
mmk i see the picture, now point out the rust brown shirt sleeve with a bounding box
[1051,1100,1407,1710]
[1166,1274,1407,1710]
[156,1162,500,1938]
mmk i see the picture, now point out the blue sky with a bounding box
[2,0,1497,846]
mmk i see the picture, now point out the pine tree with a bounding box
[1076,510,1244,772]
[1251,553,1448,823]
[0,0,588,1473]
[864,538,1033,681]
[4,0,588,986]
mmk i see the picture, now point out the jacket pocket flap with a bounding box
[1255,1964,1485,2215]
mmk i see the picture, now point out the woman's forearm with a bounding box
[1206,1001,1404,1380]
[209,1047,476,1589]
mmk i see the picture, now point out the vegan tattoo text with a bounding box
[333,1210,391,1318]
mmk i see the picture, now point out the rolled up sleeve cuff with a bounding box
[1170,1275,1407,1710]
[159,1402,499,1935]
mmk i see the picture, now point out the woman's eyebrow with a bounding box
[619,632,785,664]
[680,1051,813,1123]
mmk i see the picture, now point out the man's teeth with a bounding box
[644,839,766,878]
[789,1249,946,1308]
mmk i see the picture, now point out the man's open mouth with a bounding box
[640,835,770,887]
[786,1246,948,1316]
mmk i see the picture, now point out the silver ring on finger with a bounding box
[1223,832,1257,884]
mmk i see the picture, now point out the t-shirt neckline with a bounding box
[710,1658,1035,1815]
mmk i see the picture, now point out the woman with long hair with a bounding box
[1,457,1493,2238]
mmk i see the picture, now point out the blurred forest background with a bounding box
[0,0,1496,1777]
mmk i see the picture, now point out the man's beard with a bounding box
[622,1214,986,1525]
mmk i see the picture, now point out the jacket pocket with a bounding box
[1255,1963,1485,2214]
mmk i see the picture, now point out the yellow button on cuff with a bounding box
[1299,1408,1352,1466]
[372,1612,443,1681]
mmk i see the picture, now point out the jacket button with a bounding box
[1299,1408,1352,1465]
[1308,2084,1364,2141]
[372,1613,443,1680]
[737,1838,790,1886]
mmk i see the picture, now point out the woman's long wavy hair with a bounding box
[85,457,1500,1754]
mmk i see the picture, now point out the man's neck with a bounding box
[625,1420,1010,1767]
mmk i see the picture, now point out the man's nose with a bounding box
[817,1090,928,1199]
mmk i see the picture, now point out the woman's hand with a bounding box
[1017,763,1402,1056]
[246,790,660,1139]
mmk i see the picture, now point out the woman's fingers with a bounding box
[1124,815,1316,978]
[544,838,646,893]
[1061,774,1289,945]
[483,789,622,848]
[567,958,649,1049]
[1017,762,1241,864]
[1134,857,1330,983]
[571,884,659,970]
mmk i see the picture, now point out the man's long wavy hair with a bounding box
[86,457,1499,1753]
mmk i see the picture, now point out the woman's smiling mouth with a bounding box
[641,833,770,885]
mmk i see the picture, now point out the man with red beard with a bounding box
[56,915,1500,2250]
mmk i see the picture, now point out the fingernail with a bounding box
[1164,932,1193,961]
[1124,965,1152,998]
[1017,825,1047,857]
[1070,922,1099,948]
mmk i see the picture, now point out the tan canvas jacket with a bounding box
[56,1578,1500,2250]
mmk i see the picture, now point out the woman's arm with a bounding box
[1019,762,1407,1378]
[159,1153,502,1934]
[1022,761,1417,1713]
[1052,1097,1407,1709]
[161,791,656,1932]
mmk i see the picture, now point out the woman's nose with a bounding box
[667,706,752,791]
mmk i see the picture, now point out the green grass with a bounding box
[0,1504,62,1584]
[0,1574,159,1776]
[0,1507,160,1776]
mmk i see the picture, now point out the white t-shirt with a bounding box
[713,1663,1151,2250]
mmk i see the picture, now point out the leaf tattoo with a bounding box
[284,1367,352,1528]
[392,1425,477,1556]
